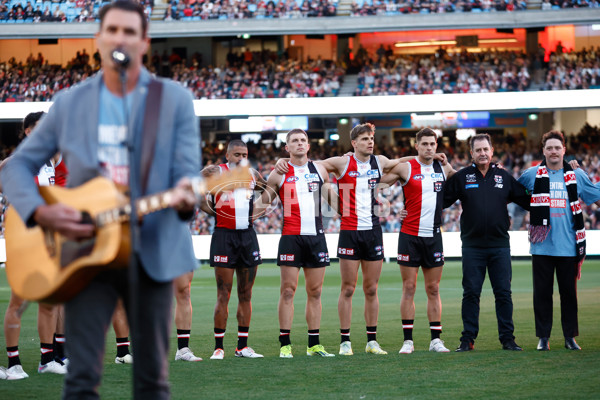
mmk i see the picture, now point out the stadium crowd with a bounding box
[4,46,600,101]
[350,0,528,16]
[352,48,532,95]
[0,0,153,22]
[164,0,337,20]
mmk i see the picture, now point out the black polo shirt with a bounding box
[444,163,531,248]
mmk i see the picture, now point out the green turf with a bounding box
[1,260,599,399]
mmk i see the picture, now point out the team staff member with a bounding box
[519,130,600,351]
[443,133,530,352]
[0,1,200,397]
[201,140,267,360]
[256,129,335,358]
[381,128,455,354]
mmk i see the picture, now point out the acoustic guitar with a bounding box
[4,167,251,303]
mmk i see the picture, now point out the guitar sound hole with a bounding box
[60,238,96,269]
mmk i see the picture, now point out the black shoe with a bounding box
[564,337,581,350]
[537,337,550,351]
[455,341,474,352]
[502,340,523,351]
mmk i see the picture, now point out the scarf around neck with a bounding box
[529,159,586,278]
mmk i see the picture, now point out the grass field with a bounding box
[1,259,599,399]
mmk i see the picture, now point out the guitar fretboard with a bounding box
[95,191,173,227]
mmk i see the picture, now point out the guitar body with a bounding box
[5,177,130,303]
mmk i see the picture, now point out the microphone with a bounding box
[111,49,130,70]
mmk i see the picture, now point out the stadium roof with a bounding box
[0,9,597,39]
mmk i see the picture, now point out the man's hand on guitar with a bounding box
[169,177,197,213]
[34,203,95,241]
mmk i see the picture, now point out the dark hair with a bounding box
[227,140,247,152]
[470,133,492,149]
[350,123,375,141]
[99,0,148,37]
[286,128,308,143]
[23,111,45,131]
[541,130,565,148]
[415,127,437,143]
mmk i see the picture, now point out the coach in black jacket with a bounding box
[444,133,530,352]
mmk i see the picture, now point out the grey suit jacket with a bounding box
[0,68,200,282]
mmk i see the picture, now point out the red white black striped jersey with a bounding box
[213,163,256,230]
[279,161,324,236]
[35,161,55,186]
[337,155,382,231]
[54,155,68,187]
[401,159,445,237]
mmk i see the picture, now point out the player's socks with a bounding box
[308,329,320,348]
[279,329,291,347]
[214,328,225,350]
[177,329,191,350]
[340,329,350,344]
[116,337,131,357]
[430,321,442,340]
[53,334,66,361]
[40,343,54,365]
[366,326,377,342]
[237,326,249,349]
[7,346,21,368]
[402,320,414,341]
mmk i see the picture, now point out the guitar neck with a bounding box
[94,168,250,227]
[95,190,180,227]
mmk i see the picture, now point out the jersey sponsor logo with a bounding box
[551,199,567,208]
[466,174,476,183]
[465,184,479,189]
[348,171,360,178]
[280,254,295,261]
[368,178,378,189]
[338,247,355,256]
[308,182,319,192]
[286,176,299,182]
[434,181,443,192]
[495,183,503,189]
[494,175,503,184]
[367,169,380,178]
[412,174,424,181]
[305,173,320,182]
[398,254,410,262]
[214,255,228,263]
[431,173,444,182]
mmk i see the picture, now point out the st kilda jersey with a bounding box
[212,163,256,230]
[337,155,382,231]
[279,161,324,236]
[35,161,55,186]
[401,159,445,237]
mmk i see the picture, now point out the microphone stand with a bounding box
[118,64,141,344]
